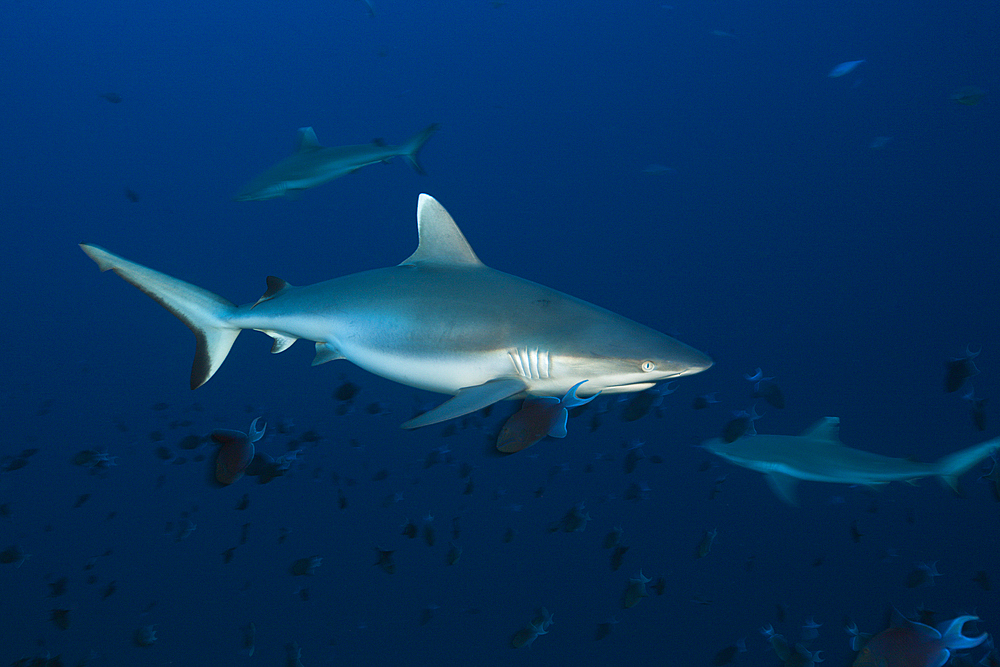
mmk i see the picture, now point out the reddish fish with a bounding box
[497,381,598,453]
[852,608,987,667]
[212,417,266,485]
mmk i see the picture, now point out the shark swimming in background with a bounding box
[80,195,712,430]
[233,123,440,201]
[702,417,1000,505]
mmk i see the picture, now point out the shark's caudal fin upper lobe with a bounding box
[79,244,240,389]
[402,123,440,175]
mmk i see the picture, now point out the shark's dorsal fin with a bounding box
[400,194,483,267]
[251,276,294,309]
[801,417,841,443]
[296,127,322,153]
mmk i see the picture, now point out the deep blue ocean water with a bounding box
[2,0,998,664]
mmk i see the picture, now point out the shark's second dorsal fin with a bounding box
[251,276,294,309]
[801,416,841,443]
[296,127,322,152]
[400,194,483,267]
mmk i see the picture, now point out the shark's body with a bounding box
[234,124,439,201]
[703,417,1000,505]
[81,195,712,429]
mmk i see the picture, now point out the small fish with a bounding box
[752,381,785,409]
[850,519,863,543]
[692,392,719,410]
[333,379,361,402]
[289,555,322,576]
[828,60,865,77]
[50,609,71,630]
[695,528,718,558]
[851,607,987,667]
[610,545,629,571]
[595,617,619,640]
[446,542,462,565]
[904,561,942,588]
[496,381,599,453]
[134,624,157,646]
[99,92,122,103]
[374,548,396,574]
[945,347,980,392]
[211,417,266,486]
[242,622,256,657]
[552,502,591,533]
[622,571,651,608]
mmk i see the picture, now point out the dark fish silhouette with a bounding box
[752,381,785,408]
[945,348,980,393]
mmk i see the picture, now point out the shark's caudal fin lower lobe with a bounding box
[935,436,1000,493]
[80,244,241,389]
[402,123,440,175]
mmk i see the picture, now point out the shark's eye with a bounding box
[641,361,655,373]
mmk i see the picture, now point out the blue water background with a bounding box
[1,0,998,664]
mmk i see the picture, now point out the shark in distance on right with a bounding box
[702,416,1000,505]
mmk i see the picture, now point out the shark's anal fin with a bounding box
[252,276,294,309]
[765,472,800,506]
[401,378,528,430]
[312,342,344,366]
[263,333,297,354]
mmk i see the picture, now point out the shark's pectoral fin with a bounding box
[312,342,344,366]
[765,472,800,506]
[401,378,528,430]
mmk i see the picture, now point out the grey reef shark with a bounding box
[234,123,440,201]
[702,416,1000,505]
[80,195,712,431]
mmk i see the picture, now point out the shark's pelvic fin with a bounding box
[79,244,241,389]
[765,472,800,506]
[400,194,482,267]
[312,342,345,366]
[401,378,528,430]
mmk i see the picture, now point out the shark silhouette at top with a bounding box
[703,417,1000,505]
[81,195,712,431]
[234,123,439,201]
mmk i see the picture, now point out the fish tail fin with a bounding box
[80,244,241,389]
[402,123,440,175]
[935,437,1000,493]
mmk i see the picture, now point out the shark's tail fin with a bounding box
[80,244,241,389]
[935,436,1000,493]
[401,123,440,175]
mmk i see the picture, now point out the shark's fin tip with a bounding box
[400,195,483,267]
